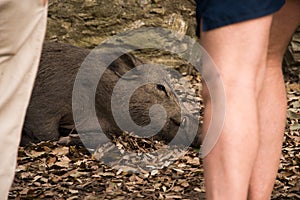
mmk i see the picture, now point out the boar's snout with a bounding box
[166,113,201,148]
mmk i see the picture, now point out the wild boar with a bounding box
[21,42,201,148]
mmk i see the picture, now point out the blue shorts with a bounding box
[196,0,285,35]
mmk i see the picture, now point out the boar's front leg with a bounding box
[21,115,61,146]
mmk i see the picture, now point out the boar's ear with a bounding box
[109,53,143,79]
[120,53,143,69]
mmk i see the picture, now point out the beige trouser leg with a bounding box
[0,1,47,199]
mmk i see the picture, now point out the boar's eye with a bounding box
[156,84,166,91]
[156,84,168,97]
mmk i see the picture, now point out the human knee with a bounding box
[267,41,286,66]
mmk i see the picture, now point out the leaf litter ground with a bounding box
[9,61,300,199]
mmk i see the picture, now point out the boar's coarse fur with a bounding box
[21,42,201,148]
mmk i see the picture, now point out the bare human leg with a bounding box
[248,1,300,199]
[200,15,273,199]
